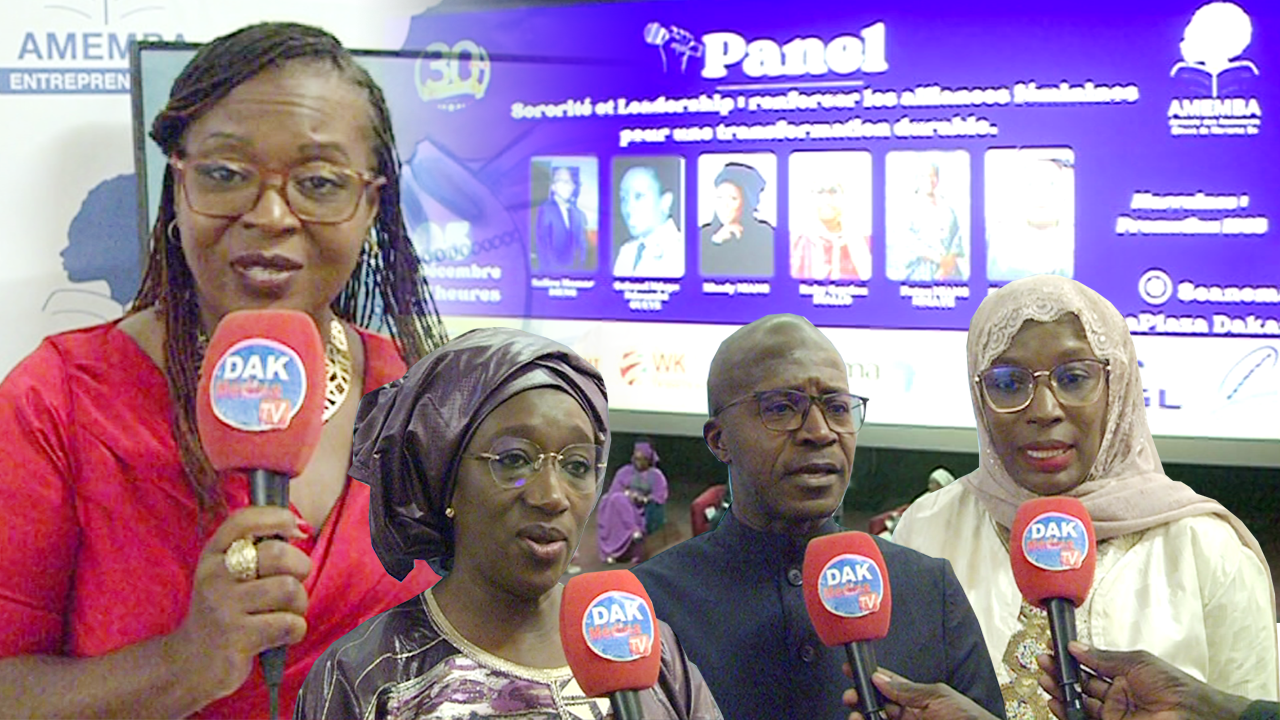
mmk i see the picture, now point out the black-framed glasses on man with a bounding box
[169,156,386,225]
[715,389,868,434]
[975,359,1110,414]
[464,438,606,493]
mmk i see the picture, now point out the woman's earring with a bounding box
[167,220,180,244]
[445,506,455,519]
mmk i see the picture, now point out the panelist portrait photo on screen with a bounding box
[530,156,599,274]
[885,150,970,283]
[985,147,1076,282]
[697,152,776,278]
[789,150,873,282]
[612,156,686,279]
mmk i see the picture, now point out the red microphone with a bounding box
[1010,497,1097,720]
[803,532,893,720]
[196,309,326,720]
[559,570,661,720]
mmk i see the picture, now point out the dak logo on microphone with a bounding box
[581,590,656,662]
[818,554,884,618]
[1021,512,1090,571]
[209,339,308,432]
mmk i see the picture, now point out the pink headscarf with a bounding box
[634,441,659,464]
[959,276,1265,566]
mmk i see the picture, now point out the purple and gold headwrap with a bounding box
[350,327,609,579]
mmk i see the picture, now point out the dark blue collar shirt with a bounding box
[633,511,1007,719]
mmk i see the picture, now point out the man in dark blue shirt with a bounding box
[634,314,1006,720]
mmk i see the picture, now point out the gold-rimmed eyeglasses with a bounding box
[464,438,606,493]
[715,389,868,434]
[169,156,386,225]
[975,359,1110,413]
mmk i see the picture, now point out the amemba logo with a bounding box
[3,0,185,94]
[15,0,183,60]
[1165,2,1261,136]
[700,22,888,80]
[1167,97,1261,118]
[17,30,180,62]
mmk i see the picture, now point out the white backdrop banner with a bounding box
[0,0,438,373]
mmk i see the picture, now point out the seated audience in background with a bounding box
[1039,642,1280,720]
[596,482,646,564]
[0,22,447,719]
[619,437,669,536]
[597,437,669,563]
[870,466,957,538]
[634,314,1005,720]
[297,328,721,719]
[894,275,1278,719]
[690,482,730,537]
[926,466,957,493]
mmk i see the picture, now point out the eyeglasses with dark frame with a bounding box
[975,359,1110,414]
[169,156,386,225]
[464,438,607,493]
[715,389,868,434]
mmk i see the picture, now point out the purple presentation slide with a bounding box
[383,0,1276,338]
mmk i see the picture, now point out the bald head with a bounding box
[708,314,844,414]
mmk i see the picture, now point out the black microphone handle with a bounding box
[249,468,290,720]
[1046,598,1087,720]
[846,641,888,720]
[609,689,643,720]
[250,468,289,508]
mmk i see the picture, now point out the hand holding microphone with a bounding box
[1010,497,1097,720]
[191,310,327,719]
[843,666,1001,720]
[803,531,893,720]
[559,570,662,720]
[173,507,311,702]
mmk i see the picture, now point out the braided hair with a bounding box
[132,22,448,516]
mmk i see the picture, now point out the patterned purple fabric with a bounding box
[295,589,723,719]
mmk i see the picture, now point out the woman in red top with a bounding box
[0,22,446,718]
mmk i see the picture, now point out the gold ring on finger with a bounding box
[224,537,259,581]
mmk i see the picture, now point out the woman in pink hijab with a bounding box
[894,275,1277,720]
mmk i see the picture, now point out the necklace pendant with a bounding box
[324,318,353,422]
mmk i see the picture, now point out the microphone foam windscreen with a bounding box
[196,310,326,476]
[559,570,662,697]
[803,531,893,647]
[1010,496,1097,608]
